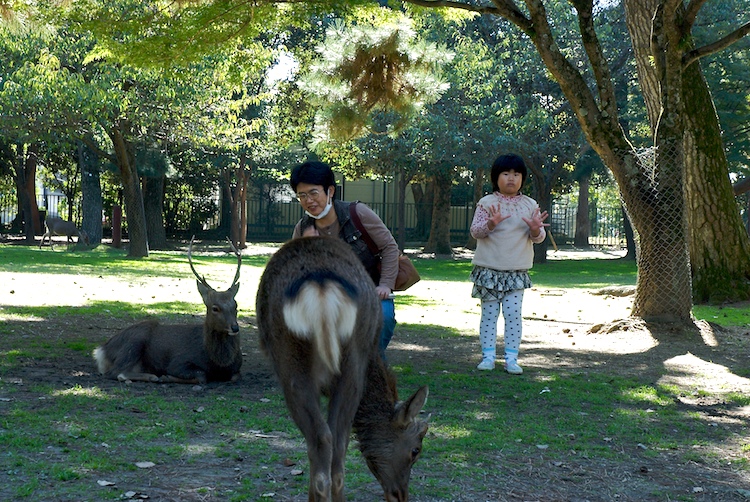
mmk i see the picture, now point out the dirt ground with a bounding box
[1,244,750,501]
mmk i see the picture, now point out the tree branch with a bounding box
[733,177,750,197]
[682,0,707,33]
[402,0,533,33]
[572,0,619,121]
[683,21,750,68]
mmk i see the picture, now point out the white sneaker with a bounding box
[477,359,495,371]
[505,360,523,375]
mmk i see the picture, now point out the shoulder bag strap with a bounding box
[348,201,379,255]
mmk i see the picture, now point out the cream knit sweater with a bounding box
[470,193,546,271]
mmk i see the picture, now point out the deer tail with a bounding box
[92,346,111,375]
[283,272,358,376]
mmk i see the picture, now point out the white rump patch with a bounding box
[283,280,357,374]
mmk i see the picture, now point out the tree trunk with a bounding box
[223,158,250,250]
[624,1,692,320]
[625,0,750,303]
[13,143,41,243]
[144,175,168,250]
[682,62,750,302]
[465,166,484,251]
[423,170,453,254]
[412,181,433,240]
[574,176,591,248]
[396,171,414,250]
[79,141,103,246]
[111,125,149,257]
[534,187,551,265]
[239,167,248,249]
[621,204,636,261]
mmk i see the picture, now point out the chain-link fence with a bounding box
[616,145,692,318]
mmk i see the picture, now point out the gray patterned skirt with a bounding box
[470,266,532,300]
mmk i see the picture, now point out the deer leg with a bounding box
[327,373,365,502]
[281,380,332,502]
[117,372,160,383]
[158,375,202,384]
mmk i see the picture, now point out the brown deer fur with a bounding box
[93,239,242,384]
[39,215,89,249]
[256,236,428,502]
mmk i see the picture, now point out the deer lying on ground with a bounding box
[93,238,243,384]
[39,215,90,249]
[256,236,429,502]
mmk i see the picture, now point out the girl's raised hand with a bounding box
[522,207,550,236]
[487,203,511,230]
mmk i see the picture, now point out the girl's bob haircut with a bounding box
[491,154,528,192]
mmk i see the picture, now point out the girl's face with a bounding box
[496,169,523,196]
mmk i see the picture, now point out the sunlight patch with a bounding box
[0,313,45,322]
[660,353,750,393]
[391,342,431,352]
[429,424,471,439]
[183,442,217,455]
[473,411,495,421]
[53,385,109,399]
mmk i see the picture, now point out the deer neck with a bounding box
[353,354,397,431]
[203,326,239,365]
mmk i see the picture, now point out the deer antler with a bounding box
[188,236,242,291]
[226,237,242,288]
[188,236,212,290]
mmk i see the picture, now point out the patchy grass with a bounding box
[1,242,749,501]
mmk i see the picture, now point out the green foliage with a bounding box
[695,0,750,175]
[301,15,453,144]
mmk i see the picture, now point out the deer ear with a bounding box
[196,280,212,303]
[395,385,428,425]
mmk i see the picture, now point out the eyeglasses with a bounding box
[296,189,323,202]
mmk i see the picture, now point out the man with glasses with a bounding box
[290,161,400,361]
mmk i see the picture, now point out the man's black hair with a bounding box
[290,161,336,193]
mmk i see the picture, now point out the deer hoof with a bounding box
[116,373,133,384]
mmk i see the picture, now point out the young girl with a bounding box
[470,154,549,374]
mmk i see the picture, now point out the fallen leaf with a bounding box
[135,461,155,468]
[291,469,304,476]
[97,480,115,486]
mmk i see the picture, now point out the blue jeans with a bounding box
[379,298,396,360]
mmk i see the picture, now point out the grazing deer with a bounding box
[93,238,243,384]
[256,236,429,502]
[39,215,90,249]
